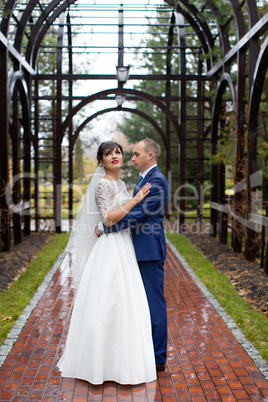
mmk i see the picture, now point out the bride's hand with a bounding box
[134,182,151,203]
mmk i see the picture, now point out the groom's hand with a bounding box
[95,222,104,237]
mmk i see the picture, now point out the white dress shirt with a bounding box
[138,164,157,182]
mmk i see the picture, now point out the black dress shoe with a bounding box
[156,364,165,372]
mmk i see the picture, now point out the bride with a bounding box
[57,141,157,385]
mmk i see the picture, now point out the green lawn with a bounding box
[0,233,70,345]
[166,232,268,363]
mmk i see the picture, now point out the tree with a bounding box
[117,9,211,193]
[73,137,85,183]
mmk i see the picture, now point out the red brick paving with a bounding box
[0,245,268,401]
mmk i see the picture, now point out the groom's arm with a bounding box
[103,177,169,233]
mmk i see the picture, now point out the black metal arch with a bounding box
[210,72,236,237]
[151,0,216,73]
[60,88,180,143]
[230,0,246,41]
[206,0,231,57]
[245,0,259,28]
[26,0,76,68]
[175,4,213,72]
[14,0,38,53]
[0,0,16,35]
[248,36,268,131]
[72,107,167,149]
[229,0,247,253]
[25,0,63,64]
[166,0,215,58]
[7,72,30,119]
[245,36,268,259]
[245,0,259,87]
[7,0,218,76]
[7,72,31,166]
[211,72,236,134]
[177,0,215,50]
[0,0,267,270]
[7,71,31,243]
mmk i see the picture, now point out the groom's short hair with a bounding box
[141,138,161,160]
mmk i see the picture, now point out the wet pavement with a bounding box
[0,240,268,401]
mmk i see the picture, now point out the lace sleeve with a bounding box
[95,179,116,223]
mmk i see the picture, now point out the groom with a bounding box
[103,138,170,372]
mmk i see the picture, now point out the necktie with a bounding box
[137,175,143,186]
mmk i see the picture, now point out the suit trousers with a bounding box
[138,260,167,366]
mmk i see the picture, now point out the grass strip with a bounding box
[0,233,69,346]
[166,232,268,363]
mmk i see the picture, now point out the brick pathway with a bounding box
[0,242,268,401]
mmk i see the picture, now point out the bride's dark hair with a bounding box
[97,141,123,165]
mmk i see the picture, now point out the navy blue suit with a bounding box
[104,166,169,366]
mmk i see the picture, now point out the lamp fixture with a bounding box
[115,94,125,107]
[116,65,130,84]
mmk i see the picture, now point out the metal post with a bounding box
[11,88,22,244]
[23,76,31,236]
[34,79,39,232]
[118,4,124,68]
[165,12,175,220]
[0,44,10,251]
[176,12,186,230]
[67,12,73,227]
[54,12,65,233]
[197,53,204,224]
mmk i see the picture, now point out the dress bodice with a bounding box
[95,178,130,224]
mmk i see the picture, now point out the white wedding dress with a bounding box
[57,178,156,385]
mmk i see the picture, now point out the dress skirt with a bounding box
[57,229,156,385]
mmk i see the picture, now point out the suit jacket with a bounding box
[103,166,170,262]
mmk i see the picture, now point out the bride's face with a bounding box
[100,147,123,171]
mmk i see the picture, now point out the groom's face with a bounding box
[131,142,150,173]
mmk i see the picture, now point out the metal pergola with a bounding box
[0,0,267,271]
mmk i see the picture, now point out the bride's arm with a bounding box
[105,183,151,226]
[96,180,151,228]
